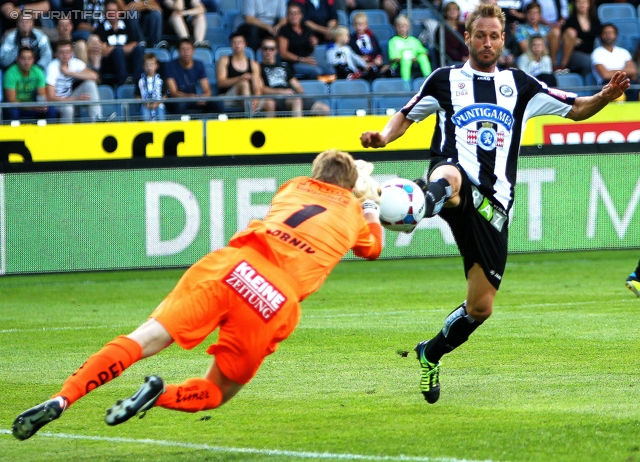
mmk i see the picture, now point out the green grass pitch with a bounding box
[1,249,639,462]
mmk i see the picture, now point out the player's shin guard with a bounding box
[415,178,452,217]
[424,302,483,364]
[155,377,223,412]
[55,335,143,406]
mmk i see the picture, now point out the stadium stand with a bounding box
[368,24,395,43]
[330,79,371,115]
[115,84,141,118]
[349,9,391,25]
[371,78,410,115]
[597,3,636,23]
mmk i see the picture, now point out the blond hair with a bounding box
[330,25,350,41]
[465,3,506,35]
[311,150,358,190]
[352,11,368,25]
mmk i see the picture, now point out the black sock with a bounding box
[635,260,640,275]
[424,302,483,364]
[424,178,452,217]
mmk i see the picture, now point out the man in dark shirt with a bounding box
[95,0,144,84]
[164,37,221,115]
[260,36,329,116]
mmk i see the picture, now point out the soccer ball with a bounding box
[379,178,426,232]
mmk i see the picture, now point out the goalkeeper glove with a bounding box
[353,159,381,205]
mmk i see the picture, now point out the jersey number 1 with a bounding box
[284,205,327,228]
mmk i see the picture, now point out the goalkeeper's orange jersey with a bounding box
[228,176,382,301]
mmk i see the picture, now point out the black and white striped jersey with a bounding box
[401,61,577,211]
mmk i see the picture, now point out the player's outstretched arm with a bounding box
[566,71,631,121]
[361,112,414,148]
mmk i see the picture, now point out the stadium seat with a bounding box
[205,63,217,85]
[312,43,330,74]
[609,18,640,53]
[145,47,171,62]
[205,27,230,50]
[349,9,390,25]
[219,0,240,12]
[368,24,396,43]
[330,79,371,115]
[205,12,223,29]
[115,84,141,118]
[555,72,583,90]
[371,78,410,114]
[194,47,214,64]
[337,9,348,26]
[401,7,436,23]
[412,76,426,91]
[222,10,240,33]
[214,45,255,62]
[299,79,331,108]
[97,85,118,120]
[597,3,636,23]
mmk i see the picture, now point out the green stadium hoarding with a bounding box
[1,154,639,275]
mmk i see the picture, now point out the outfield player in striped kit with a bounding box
[361,3,630,404]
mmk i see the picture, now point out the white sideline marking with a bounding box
[0,429,492,462]
[0,325,132,334]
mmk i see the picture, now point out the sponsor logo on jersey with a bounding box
[452,103,514,131]
[547,87,575,100]
[477,75,492,81]
[499,85,514,97]
[225,261,287,321]
[467,126,505,150]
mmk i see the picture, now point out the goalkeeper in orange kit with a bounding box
[12,150,383,440]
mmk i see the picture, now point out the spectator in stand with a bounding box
[216,32,275,114]
[278,2,328,79]
[116,0,166,48]
[236,0,287,52]
[294,0,337,44]
[95,0,145,84]
[56,17,88,63]
[388,15,432,82]
[0,0,50,34]
[86,33,129,86]
[164,38,221,115]
[70,0,106,42]
[0,12,52,70]
[326,25,367,79]
[434,1,469,64]
[45,39,103,122]
[515,2,559,68]
[591,23,639,101]
[260,35,330,116]
[2,47,55,120]
[558,0,600,77]
[349,11,390,81]
[522,0,567,31]
[335,0,399,25]
[135,52,167,120]
[162,0,209,48]
[516,34,556,86]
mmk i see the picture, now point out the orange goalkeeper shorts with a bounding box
[150,246,301,384]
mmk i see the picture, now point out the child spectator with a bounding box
[349,12,390,81]
[135,53,167,121]
[326,25,367,80]
[388,15,432,82]
[516,34,556,86]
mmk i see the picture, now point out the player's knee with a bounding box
[465,302,492,321]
